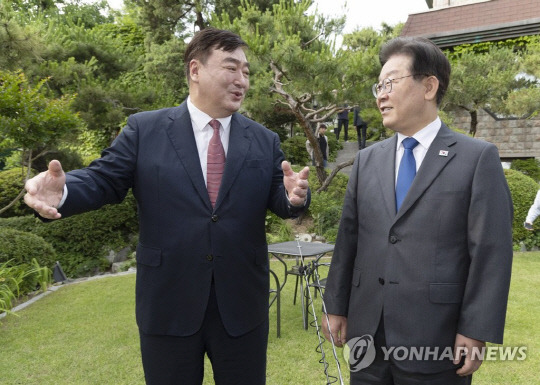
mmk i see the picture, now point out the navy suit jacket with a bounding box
[59,102,308,337]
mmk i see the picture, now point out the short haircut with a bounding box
[379,37,451,106]
[184,27,248,82]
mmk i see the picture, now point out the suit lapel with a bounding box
[376,136,399,218]
[395,124,457,221]
[166,103,212,210]
[214,113,252,210]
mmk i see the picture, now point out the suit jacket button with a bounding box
[389,235,398,244]
[379,277,385,285]
[211,215,219,222]
[206,254,213,261]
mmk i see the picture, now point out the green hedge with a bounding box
[0,192,139,277]
[504,168,539,249]
[511,158,540,182]
[0,229,55,298]
[0,228,56,268]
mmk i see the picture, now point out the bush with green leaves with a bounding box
[504,168,539,249]
[0,227,54,307]
[511,158,540,183]
[281,135,311,166]
[0,228,56,268]
[0,168,36,218]
[0,192,139,277]
[305,166,349,242]
[265,211,293,244]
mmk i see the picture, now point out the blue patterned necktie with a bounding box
[395,137,419,211]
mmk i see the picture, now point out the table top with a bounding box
[268,241,334,257]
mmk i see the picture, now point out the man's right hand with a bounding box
[322,314,348,347]
[24,160,66,220]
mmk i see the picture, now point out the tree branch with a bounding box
[0,151,33,215]
[317,157,354,193]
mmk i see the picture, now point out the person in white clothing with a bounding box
[524,189,540,230]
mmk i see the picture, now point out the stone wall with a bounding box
[449,108,540,160]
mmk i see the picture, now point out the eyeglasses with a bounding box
[372,74,423,98]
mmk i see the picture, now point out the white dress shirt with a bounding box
[395,117,441,185]
[186,97,232,186]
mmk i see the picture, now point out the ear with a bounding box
[189,59,201,83]
[424,75,439,102]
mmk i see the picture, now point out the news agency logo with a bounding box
[344,335,377,372]
[344,335,527,372]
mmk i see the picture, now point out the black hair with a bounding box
[379,37,450,105]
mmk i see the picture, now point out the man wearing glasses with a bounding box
[323,37,513,384]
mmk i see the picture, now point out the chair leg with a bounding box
[276,286,281,338]
[293,275,299,305]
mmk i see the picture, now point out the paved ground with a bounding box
[327,140,363,176]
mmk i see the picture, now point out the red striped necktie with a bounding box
[207,119,225,207]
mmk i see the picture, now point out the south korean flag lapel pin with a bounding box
[438,150,449,157]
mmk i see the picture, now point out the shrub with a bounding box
[0,228,57,268]
[308,191,342,242]
[504,168,539,249]
[0,192,139,277]
[0,168,36,218]
[305,167,349,242]
[511,158,540,182]
[265,211,293,244]
[326,133,342,162]
[281,135,311,166]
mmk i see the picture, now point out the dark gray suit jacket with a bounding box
[59,102,308,337]
[325,123,513,373]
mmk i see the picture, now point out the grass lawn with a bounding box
[0,253,538,384]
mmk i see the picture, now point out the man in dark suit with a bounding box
[24,28,310,385]
[353,106,368,149]
[336,103,350,141]
[322,37,513,384]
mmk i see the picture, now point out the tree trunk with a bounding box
[305,129,327,184]
[469,109,478,137]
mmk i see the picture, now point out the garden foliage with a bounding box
[504,168,540,249]
[0,192,138,277]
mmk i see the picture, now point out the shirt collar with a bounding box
[397,117,441,150]
[186,97,232,131]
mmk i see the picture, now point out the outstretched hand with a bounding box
[282,161,309,207]
[24,160,66,220]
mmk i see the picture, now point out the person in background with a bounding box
[336,103,350,141]
[306,123,329,168]
[353,106,368,149]
[323,36,513,385]
[24,27,310,385]
[524,188,540,230]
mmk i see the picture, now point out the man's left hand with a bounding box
[282,161,309,207]
[453,333,485,376]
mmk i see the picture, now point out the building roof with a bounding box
[401,0,540,47]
